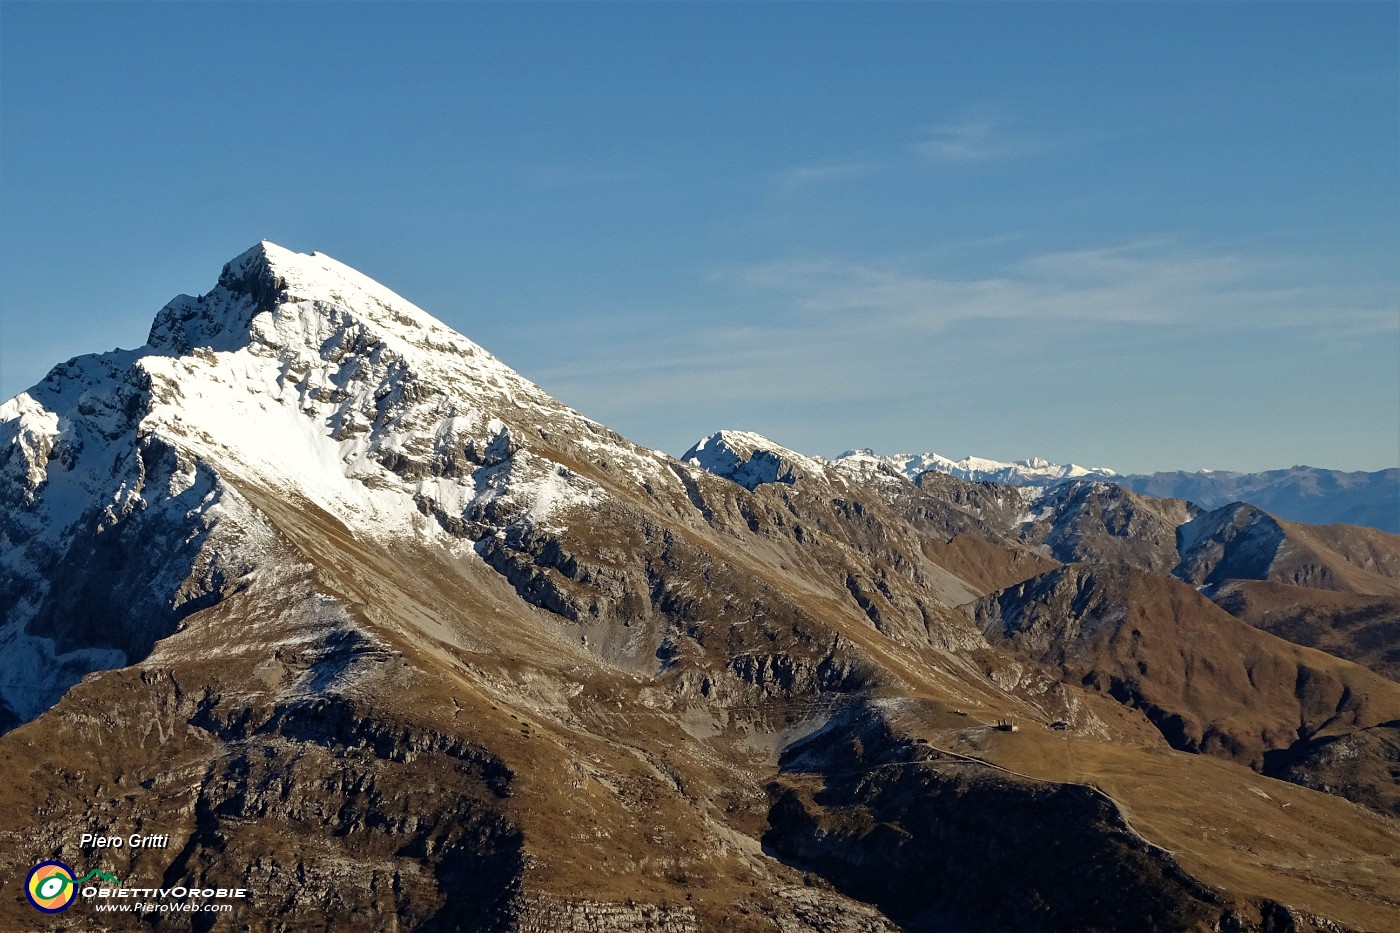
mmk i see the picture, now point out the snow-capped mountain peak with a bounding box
[147,241,492,364]
[103,242,609,537]
[681,430,827,490]
[0,243,664,725]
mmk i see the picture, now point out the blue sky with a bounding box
[1,2,1396,473]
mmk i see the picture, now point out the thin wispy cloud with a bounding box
[773,158,875,194]
[729,243,1398,335]
[914,115,1043,163]
[539,243,1397,413]
[771,110,1047,199]
[525,239,1397,462]
[517,115,1044,207]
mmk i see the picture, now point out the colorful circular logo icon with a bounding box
[26,861,77,913]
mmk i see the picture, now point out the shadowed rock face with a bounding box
[1261,722,1400,818]
[1173,503,1288,586]
[3,245,1400,932]
[766,773,1227,933]
[171,704,527,933]
[760,704,1360,933]
[0,582,528,931]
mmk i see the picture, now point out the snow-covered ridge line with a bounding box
[681,432,1114,492]
[838,450,1118,486]
[3,241,625,539]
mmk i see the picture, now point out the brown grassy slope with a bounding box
[921,532,1060,597]
[5,417,1397,931]
[0,499,898,932]
[1270,517,1400,595]
[958,725,1400,933]
[1210,579,1400,681]
[3,483,1399,931]
[970,564,1400,779]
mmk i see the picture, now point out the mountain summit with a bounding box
[3,245,1400,932]
[149,241,496,362]
[1,242,628,723]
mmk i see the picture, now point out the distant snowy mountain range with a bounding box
[845,450,1118,486]
[684,433,1399,534]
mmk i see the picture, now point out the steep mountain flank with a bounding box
[687,434,1056,602]
[998,483,1400,597]
[702,436,1400,602]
